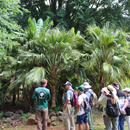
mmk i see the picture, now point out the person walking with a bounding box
[76,85,90,130]
[82,82,94,130]
[98,85,119,130]
[123,88,130,130]
[112,82,128,130]
[32,79,51,130]
[63,81,75,130]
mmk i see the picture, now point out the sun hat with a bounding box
[63,81,72,86]
[123,88,130,93]
[107,85,117,95]
[101,87,110,95]
[112,82,119,88]
[82,82,92,89]
[76,86,84,92]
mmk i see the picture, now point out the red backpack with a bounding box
[71,90,78,106]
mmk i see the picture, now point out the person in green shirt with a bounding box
[32,79,51,130]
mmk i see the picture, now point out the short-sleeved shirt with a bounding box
[32,86,51,109]
[77,94,88,116]
[85,88,91,102]
[63,88,73,104]
[116,89,126,108]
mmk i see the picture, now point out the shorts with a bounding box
[77,113,88,124]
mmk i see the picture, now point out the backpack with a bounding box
[82,96,91,113]
[70,90,78,106]
[106,99,120,117]
[88,90,97,107]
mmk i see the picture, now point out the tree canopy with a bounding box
[20,0,130,32]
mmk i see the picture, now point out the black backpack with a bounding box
[106,99,120,117]
[82,96,91,113]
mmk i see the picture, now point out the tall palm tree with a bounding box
[5,17,83,108]
[82,23,130,90]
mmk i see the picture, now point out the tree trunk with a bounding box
[51,84,56,108]
[17,89,19,101]
[12,93,16,105]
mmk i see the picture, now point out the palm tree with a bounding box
[5,17,83,108]
[82,23,130,91]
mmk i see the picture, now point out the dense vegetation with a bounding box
[0,0,130,110]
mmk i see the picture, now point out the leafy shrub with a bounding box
[0,111,4,116]
[22,113,31,119]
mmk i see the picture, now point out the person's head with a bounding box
[76,86,84,95]
[101,87,110,95]
[41,79,48,87]
[107,85,117,95]
[123,88,130,96]
[82,82,92,90]
[63,81,72,90]
[112,82,119,89]
[101,86,118,104]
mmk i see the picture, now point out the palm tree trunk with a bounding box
[51,84,56,108]
[12,93,16,105]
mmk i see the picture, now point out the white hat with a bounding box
[82,82,92,89]
[101,87,110,95]
[123,88,130,93]
[107,85,117,95]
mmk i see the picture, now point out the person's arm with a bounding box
[64,98,70,107]
[77,101,81,112]
[64,91,71,107]
[32,90,36,100]
[48,90,51,100]
[120,99,128,114]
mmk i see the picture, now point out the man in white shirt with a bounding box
[76,85,89,130]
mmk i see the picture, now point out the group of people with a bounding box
[98,82,130,130]
[32,79,130,130]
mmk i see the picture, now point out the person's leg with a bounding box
[84,113,89,130]
[88,109,93,130]
[63,105,70,130]
[111,117,118,130]
[42,108,48,130]
[85,123,89,130]
[103,115,112,130]
[78,124,83,130]
[69,105,75,130]
[126,116,130,130]
[36,108,42,130]
[77,115,84,130]
[118,114,125,130]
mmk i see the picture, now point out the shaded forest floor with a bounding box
[3,112,128,130]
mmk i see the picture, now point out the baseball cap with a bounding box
[63,81,72,86]
[123,88,130,93]
[112,82,119,88]
[76,86,84,92]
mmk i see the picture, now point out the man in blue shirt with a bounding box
[63,81,75,130]
[32,79,51,130]
[82,82,93,130]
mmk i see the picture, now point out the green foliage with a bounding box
[49,106,63,112]
[0,111,4,116]
[20,0,130,32]
[22,113,31,119]
[81,23,130,89]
